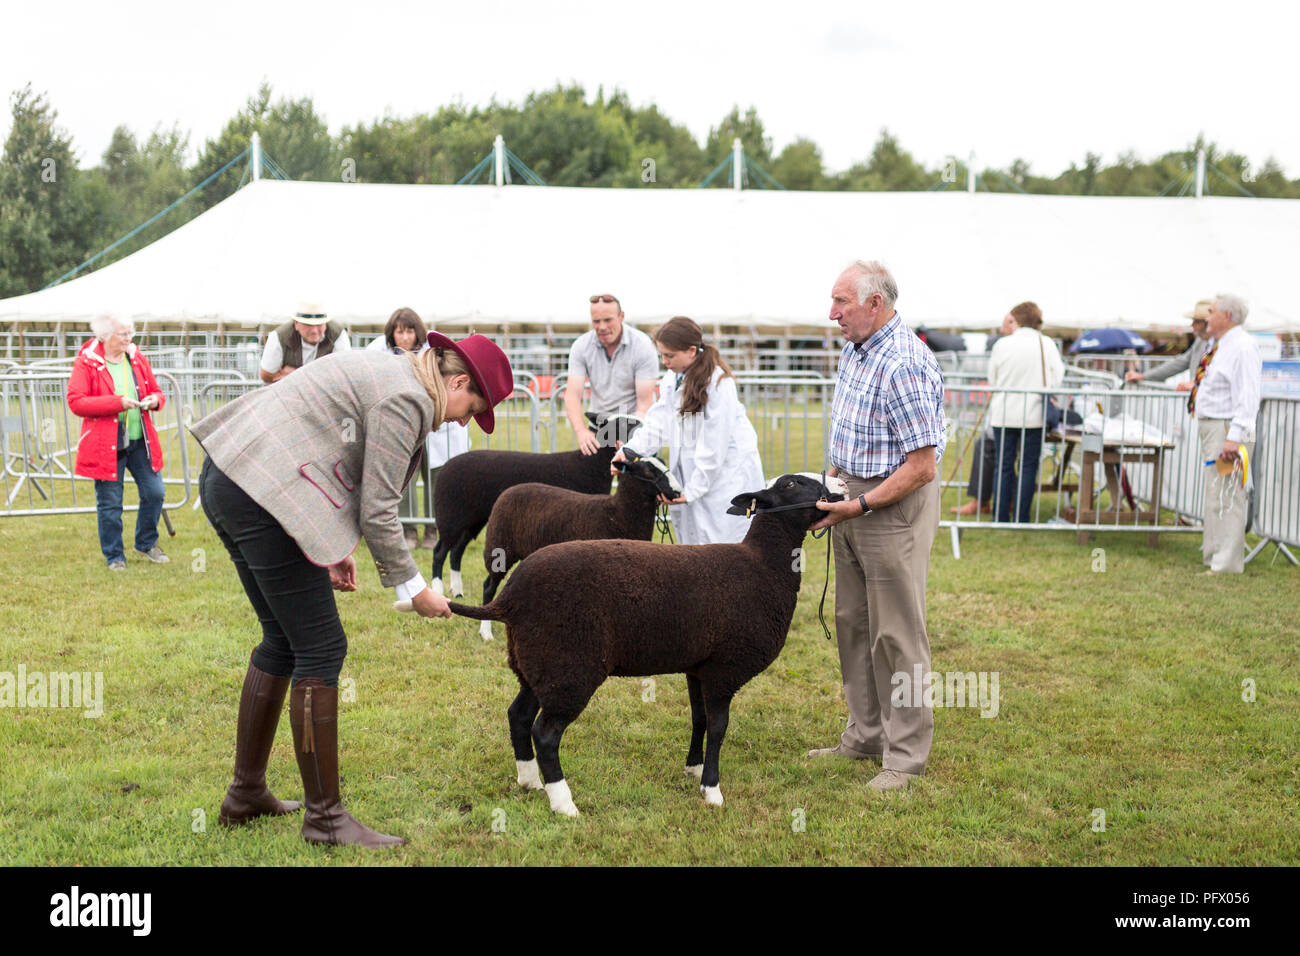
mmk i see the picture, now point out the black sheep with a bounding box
[475,449,682,641]
[448,472,848,816]
[430,411,641,597]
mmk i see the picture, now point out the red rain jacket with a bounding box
[66,339,166,481]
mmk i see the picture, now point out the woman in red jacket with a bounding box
[66,314,168,570]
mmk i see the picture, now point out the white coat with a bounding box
[988,327,1065,428]
[625,367,764,544]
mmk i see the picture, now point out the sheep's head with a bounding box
[614,448,683,499]
[726,473,849,524]
[586,411,644,448]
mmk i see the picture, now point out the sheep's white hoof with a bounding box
[684,764,703,780]
[545,780,580,817]
[701,785,724,806]
[479,619,494,642]
[516,759,543,791]
[449,570,464,598]
[431,577,444,596]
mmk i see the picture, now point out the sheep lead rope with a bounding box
[614,459,677,543]
[655,504,675,543]
[744,471,836,643]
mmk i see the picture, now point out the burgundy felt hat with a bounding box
[426,332,514,433]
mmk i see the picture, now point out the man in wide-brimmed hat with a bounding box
[1125,299,1213,390]
[259,301,352,384]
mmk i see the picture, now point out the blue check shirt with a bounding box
[828,313,947,478]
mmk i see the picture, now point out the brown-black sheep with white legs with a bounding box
[447,472,849,817]
[430,412,641,597]
[474,449,682,641]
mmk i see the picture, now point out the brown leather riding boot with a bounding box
[289,678,404,848]
[218,655,303,826]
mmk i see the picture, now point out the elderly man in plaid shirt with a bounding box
[810,260,947,793]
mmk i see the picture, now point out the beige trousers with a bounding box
[1198,418,1255,574]
[831,475,940,774]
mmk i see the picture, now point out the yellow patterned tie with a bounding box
[1187,342,1217,414]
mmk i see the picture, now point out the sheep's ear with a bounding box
[621,448,642,463]
[585,411,600,429]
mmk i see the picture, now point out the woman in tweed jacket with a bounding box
[191,332,513,848]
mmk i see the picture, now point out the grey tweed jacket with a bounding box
[190,349,436,587]
[1144,336,1211,382]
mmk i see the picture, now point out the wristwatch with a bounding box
[858,493,872,516]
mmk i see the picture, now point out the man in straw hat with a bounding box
[260,300,351,384]
[1125,298,1213,389]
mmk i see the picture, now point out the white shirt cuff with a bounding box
[394,573,427,601]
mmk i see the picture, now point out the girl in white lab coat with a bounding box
[617,317,764,544]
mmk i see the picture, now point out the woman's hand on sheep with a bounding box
[657,493,686,505]
[411,586,453,619]
[329,555,358,591]
[609,448,627,476]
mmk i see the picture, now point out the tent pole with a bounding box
[1195,148,1206,199]
[494,135,505,187]
[251,132,262,183]
[733,137,743,191]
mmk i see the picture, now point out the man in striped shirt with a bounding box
[809,260,947,793]
[1194,293,1261,574]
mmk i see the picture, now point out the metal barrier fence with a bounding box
[1247,398,1300,564]
[1,368,191,517]
[6,354,1295,571]
[941,383,1209,557]
[0,329,264,363]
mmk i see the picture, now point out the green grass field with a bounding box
[1,467,1296,866]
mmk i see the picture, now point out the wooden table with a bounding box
[1054,433,1176,546]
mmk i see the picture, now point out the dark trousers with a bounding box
[199,458,347,685]
[94,438,164,563]
[992,427,1044,523]
[965,434,997,504]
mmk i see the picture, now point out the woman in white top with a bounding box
[369,308,471,547]
[618,316,764,544]
[987,301,1065,523]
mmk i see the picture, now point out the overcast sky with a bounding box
[5,0,1297,180]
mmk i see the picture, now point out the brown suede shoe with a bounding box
[290,678,404,848]
[218,655,302,826]
[950,500,991,516]
[419,527,438,550]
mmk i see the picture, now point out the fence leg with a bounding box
[1244,538,1270,564]
[1247,538,1299,567]
[950,524,962,560]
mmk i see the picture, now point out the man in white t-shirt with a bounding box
[260,302,351,384]
[563,293,658,454]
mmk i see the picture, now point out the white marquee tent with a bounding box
[2,179,1297,333]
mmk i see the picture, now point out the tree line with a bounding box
[3,81,1297,298]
